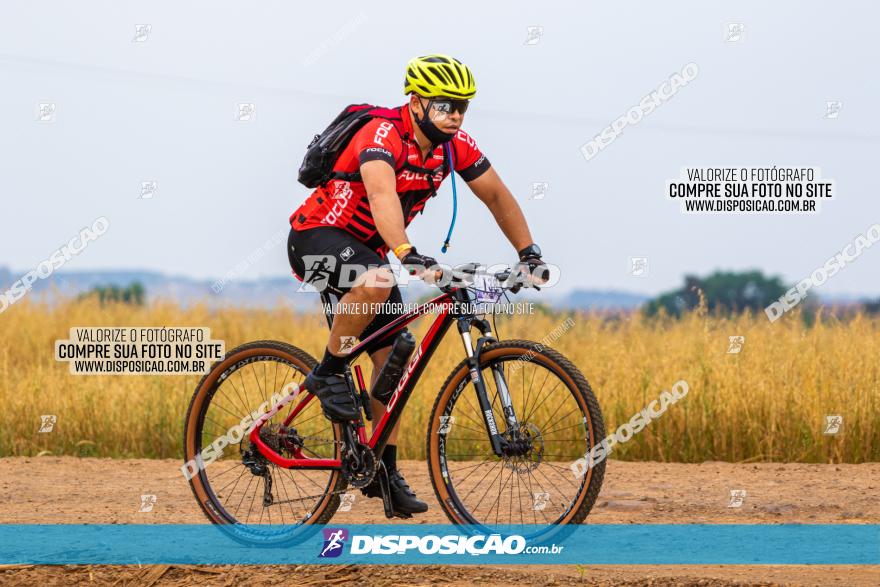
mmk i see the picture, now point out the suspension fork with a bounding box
[457,316,520,457]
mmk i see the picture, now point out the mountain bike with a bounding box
[183,263,605,541]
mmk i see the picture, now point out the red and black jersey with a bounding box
[289,104,490,256]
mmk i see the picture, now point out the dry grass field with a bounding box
[1,297,877,463]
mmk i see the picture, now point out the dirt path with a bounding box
[0,457,877,586]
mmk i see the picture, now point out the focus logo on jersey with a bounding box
[456,129,476,148]
[322,182,354,224]
[373,120,395,146]
[399,169,444,182]
[363,146,392,159]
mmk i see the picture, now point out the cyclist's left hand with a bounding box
[516,246,549,289]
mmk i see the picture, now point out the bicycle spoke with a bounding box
[233,474,256,519]
[458,460,501,504]
[279,468,308,513]
[522,368,552,424]
[216,465,249,496]
[523,466,553,524]
[225,376,254,422]
[450,457,495,486]
[250,362,267,407]
[471,461,505,511]
[541,421,586,436]
[524,378,563,424]
[270,468,290,523]
[540,402,581,437]
[445,422,490,437]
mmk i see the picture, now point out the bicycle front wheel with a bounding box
[426,340,605,527]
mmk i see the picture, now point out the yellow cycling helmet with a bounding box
[404,54,476,100]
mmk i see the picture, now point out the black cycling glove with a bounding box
[516,244,549,289]
[400,247,439,276]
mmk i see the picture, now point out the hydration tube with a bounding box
[441,141,457,253]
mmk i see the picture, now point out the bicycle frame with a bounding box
[247,283,514,470]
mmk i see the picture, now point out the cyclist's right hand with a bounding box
[400,247,439,278]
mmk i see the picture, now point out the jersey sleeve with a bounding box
[351,118,405,168]
[451,129,491,182]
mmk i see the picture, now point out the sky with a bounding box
[1,1,878,297]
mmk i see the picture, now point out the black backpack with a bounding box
[297,103,450,189]
[297,104,402,188]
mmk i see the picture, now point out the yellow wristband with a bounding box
[394,243,413,258]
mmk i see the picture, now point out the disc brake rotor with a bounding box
[503,422,544,472]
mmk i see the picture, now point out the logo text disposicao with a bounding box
[350,534,527,555]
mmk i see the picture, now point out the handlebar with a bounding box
[408,262,532,295]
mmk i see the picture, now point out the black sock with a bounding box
[381,444,397,472]
[315,347,347,376]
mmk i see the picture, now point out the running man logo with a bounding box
[139,181,158,200]
[727,335,745,354]
[532,492,550,511]
[727,489,747,508]
[338,493,356,512]
[38,415,57,433]
[138,494,157,513]
[823,415,843,435]
[319,528,349,558]
[530,181,549,200]
[824,101,842,120]
[37,102,56,123]
[331,181,353,200]
[338,336,357,355]
[300,255,336,292]
[438,415,455,435]
[524,25,543,45]
[726,23,744,42]
[630,257,648,277]
[236,103,256,122]
[132,24,152,43]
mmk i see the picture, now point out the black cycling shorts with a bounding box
[287,226,405,355]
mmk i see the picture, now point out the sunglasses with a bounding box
[420,97,470,118]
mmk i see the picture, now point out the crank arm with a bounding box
[376,463,412,520]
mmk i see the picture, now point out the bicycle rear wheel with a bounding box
[183,340,346,542]
[427,340,605,528]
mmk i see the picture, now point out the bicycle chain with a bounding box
[263,434,368,506]
[294,434,345,448]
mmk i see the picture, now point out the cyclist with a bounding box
[288,54,548,514]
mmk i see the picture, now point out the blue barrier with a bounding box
[0,524,876,565]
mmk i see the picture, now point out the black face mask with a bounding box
[414,103,457,145]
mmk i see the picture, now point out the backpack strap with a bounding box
[329,121,449,186]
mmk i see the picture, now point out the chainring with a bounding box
[341,443,377,489]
